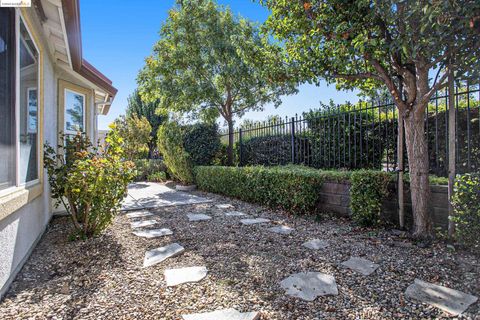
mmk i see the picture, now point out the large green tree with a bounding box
[137,0,297,165]
[126,89,166,157]
[262,0,480,238]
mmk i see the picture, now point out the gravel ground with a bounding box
[0,189,479,320]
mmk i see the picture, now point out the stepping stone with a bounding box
[240,218,270,225]
[341,257,379,276]
[280,272,338,301]
[303,239,328,250]
[143,243,184,267]
[215,203,234,209]
[268,226,294,235]
[187,213,212,221]
[164,266,208,286]
[126,211,154,219]
[405,279,478,316]
[131,220,157,229]
[225,211,247,217]
[182,308,260,320]
[133,228,173,238]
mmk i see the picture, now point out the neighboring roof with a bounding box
[61,0,117,100]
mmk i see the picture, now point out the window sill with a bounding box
[0,183,43,222]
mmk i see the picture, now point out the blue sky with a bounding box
[80,0,359,130]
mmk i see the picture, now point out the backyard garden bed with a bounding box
[0,188,478,319]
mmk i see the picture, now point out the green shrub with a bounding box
[134,159,167,181]
[44,129,135,239]
[157,121,194,184]
[195,165,348,214]
[349,170,390,227]
[213,144,230,166]
[451,173,480,249]
[183,123,221,165]
[240,135,311,166]
[147,171,167,182]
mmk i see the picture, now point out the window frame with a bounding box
[0,8,43,210]
[64,88,86,135]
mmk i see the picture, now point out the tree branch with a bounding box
[332,72,382,81]
[367,55,407,111]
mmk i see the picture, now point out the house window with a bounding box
[0,8,40,191]
[0,9,16,191]
[64,89,85,134]
[19,17,39,183]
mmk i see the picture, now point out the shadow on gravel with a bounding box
[2,217,125,317]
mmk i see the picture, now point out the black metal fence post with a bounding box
[239,128,243,167]
[290,117,296,164]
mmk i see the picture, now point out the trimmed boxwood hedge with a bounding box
[195,165,330,214]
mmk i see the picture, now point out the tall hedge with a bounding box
[183,123,221,165]
[157,122,194,184]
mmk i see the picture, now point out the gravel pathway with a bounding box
[0,188,479,319]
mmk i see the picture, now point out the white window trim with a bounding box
[64,88,86,135]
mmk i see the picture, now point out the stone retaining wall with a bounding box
[317,182,449,228]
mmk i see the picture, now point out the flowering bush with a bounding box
[44,127,135,239]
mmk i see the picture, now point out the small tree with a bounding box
[262,0,480,238]
[126,89,167,157]
[112,114,151,161]
[138,0,297,165]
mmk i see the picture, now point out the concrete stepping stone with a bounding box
[280,272,338,301]
[303,239,328,250]
[215,203,234,209]
[187,213,212,221]
[405,279,478,316]
[268,226,294,235]
[133,228,173,238]
[131,220,157,229]
[240,218,270,225]
[126,211,154,219]
[164,266,208,286]
[182,308,260,320]
[225,211,247,217]
[341,257,379,276]
[143,243,184,267]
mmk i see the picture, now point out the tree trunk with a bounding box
[403,110,434,238]
[227,118,234,166]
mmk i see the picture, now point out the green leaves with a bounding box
[111,114,152,161]
[451,173,480,250]
[157,121,195,184]
[44,132,135,239]
[349,170,390,227]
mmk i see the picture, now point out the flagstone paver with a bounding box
[280,272,338,301]
[126,211,154,219]
[131,220,157,229]
[132,228,173,238]
[187,213,212,221]
[164,266,208,286]
[268,226,294,235]
[405,279,478,316]
[215,203,234,209]
[341,257,379,276]
[302,239,328,250]
[182,308,260,320]
[240,218,270,225]
[224,211,247,217]
[143,243,185,267]
[122,182,212,211]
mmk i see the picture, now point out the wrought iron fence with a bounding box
[220,82,480,177]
